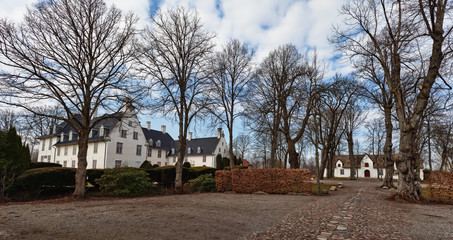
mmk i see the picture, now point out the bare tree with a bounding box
[343,99,366,180]
[208,39,254,168]
[332,0,453,200]
[0,0,138,198]
[135,7,215,192]
[233,134,252,160]
[0,109,20,131]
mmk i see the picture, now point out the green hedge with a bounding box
[16,167,76,191]
[142,166,217,186]
[87,169,105,188]
[95,168,154,197]
[29,162,62,169]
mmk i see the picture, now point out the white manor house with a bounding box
[324,154,424,180]
[37,109,227,169]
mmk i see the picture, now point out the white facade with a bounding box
[325,154,424,180]
[37,113,228,169]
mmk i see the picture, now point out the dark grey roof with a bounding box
[142,128,174,150]
[47,114,120,146]
[168,137,220,156]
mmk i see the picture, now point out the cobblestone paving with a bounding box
[249,179,452,240]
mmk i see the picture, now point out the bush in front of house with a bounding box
[183,162,191,168]
[216,169,312,194]
[184,174,216,193]
[16,167,76,191]
[29,162,62,169]
[95,167,154,197]
[86,169,105,189]
[139,160,153,169]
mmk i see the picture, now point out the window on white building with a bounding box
[41,140,45,151]
[158,150,162,158]
[157,161,161,166]
[340,169,344,175]
[48,155,51,162]
[136,145,142,156]
[165,162,168,166]
[147,147,152,157]
[128,121,132,127]
[185,158,188,162]
[93,142,98,153]
[57,147,61,156]
[56,161,60,164]
[92,160,97,169]
[133,131,138,140]
[203,156,206,162]
[73,145,77,155]
[116,142,123,154]
[40,156,44,162]
[64,146,68,156]
[72,160,75,168]
[173,157,176,163]
[115,160,122,168]
[121,130,127,138]
[48,139,52,150]
[63,161,67,167]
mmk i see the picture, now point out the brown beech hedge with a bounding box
[216,169,312,194]
[426,171,453,204]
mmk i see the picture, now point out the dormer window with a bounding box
[99,125,104,136]
[60,132,64,141]
[69,131,73,141]
[156,140,161,147]
[128,121,132,127]
[197,147,201,154]
[89,129,93,138]
[188,147,191,154]
[172,148,175,154]
[149,139,153,146]
[46,128,50,135]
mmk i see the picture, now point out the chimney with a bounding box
[188,132,192,141]
[217,128,222,139]
[161,125,166,134]
[146,121,150,130]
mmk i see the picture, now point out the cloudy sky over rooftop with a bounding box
[0,0,353,139]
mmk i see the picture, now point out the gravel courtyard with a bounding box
[1,179,452,240]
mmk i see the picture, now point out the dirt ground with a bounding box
[1,179,452,240]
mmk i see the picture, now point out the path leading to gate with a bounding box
[249,179,453,240]
[0,179,452,240]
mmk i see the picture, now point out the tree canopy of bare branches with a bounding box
[135,7,215,192]
[0,0,138,198]
[208,39,254,169]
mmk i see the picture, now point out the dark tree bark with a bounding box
[0,0,138,198]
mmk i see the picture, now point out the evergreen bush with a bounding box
[139,160,153,169]
[29,162,62,169]
[16,167,76,191]
[183,161,191,168]
[95,167,154,197]
[184,174,216,193]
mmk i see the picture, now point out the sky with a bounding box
[0,0,355,141]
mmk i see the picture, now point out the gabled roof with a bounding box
[168,137,220,156]
[44,114,121,146]
[142,128,174,150]
[334,154,422,169]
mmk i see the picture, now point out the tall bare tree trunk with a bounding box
[74,128,89,198]
[347,133,356,179]
[382,106,395,188]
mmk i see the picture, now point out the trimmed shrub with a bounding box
[216,154,223,170]
[86,169,105,188]
[152,164,159,168]
[426,171,453,204]
[139,160,153,169]
[189,167,217,178]
[16,167,76,191]
[144,166,196,186]
[183,162,191,168]
[184,174,216,193]
[216,169,312,194]
[29,162,62,169]
[95,167,154,197]
[216,170,232,192]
